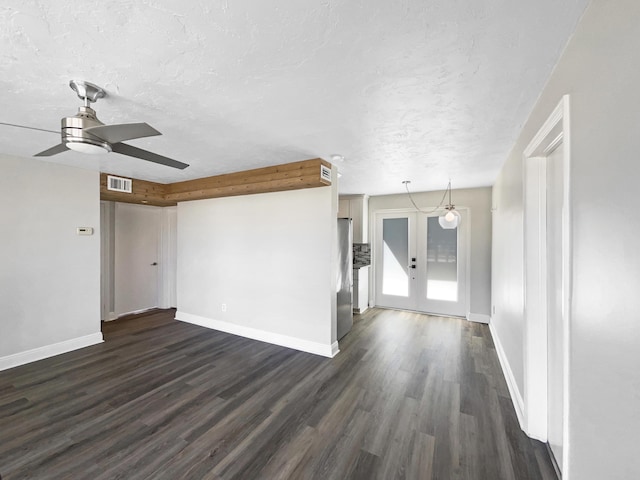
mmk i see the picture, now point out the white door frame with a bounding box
[522,95,572,476]
[100,201,117,321]
[158,206,178,309]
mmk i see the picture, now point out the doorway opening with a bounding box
[100,201,177,322]
[523,95,571,477]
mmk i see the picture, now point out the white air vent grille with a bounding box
[320,164,332,184]
[107,175,132,193]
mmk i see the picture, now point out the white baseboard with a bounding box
[0,333,104,372]
[176,311,338,358]
[489,320,525,430]
[467,312,490,324]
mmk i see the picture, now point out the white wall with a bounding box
[176,184,338,357]
[369,187,492,319]
[491,1,640,478]
[0,155,102,370]
[492,157,526,396]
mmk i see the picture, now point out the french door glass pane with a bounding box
[382,218,409,296]
[426,217,458,301]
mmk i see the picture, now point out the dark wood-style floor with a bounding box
[0,308,556,480]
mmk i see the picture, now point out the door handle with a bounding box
[151,262,158,266]
[408,264,416,269]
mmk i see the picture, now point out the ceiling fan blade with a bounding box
[111,142,189,169]
[35,143,69,157]
[84,122,161,144]
[0,122,59,135]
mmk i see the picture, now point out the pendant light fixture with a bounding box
[438,181,461,229]
[402,179,461,230]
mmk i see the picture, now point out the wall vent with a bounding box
[107,175,132,193]
[320,164,332,184]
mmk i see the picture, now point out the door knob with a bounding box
[408,264,416,269]
[151,262,158,266]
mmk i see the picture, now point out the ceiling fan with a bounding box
[17,80,189,170]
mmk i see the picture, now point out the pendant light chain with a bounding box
[403,180,450,215]
[403,180,460,229]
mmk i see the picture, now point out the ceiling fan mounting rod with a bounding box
[69,80,106,105]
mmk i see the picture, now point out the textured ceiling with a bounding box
[0,0,589,195]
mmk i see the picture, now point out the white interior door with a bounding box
[114,203,161,316]
[546,145,565,471]
[375,210,467,316]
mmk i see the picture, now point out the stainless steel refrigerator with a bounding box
[337,218,353,340]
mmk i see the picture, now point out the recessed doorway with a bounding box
[374,210,468,317]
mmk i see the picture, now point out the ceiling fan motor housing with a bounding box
[62,106,112,152]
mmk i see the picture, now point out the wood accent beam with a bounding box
[100,158,332,207]
[165,158,331,202]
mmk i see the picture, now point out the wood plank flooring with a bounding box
[0,308,556,479]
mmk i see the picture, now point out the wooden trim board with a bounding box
[100,158,332,207]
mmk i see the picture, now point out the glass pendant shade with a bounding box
[439,209,460,229]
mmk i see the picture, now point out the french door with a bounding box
[374,211,468,317]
